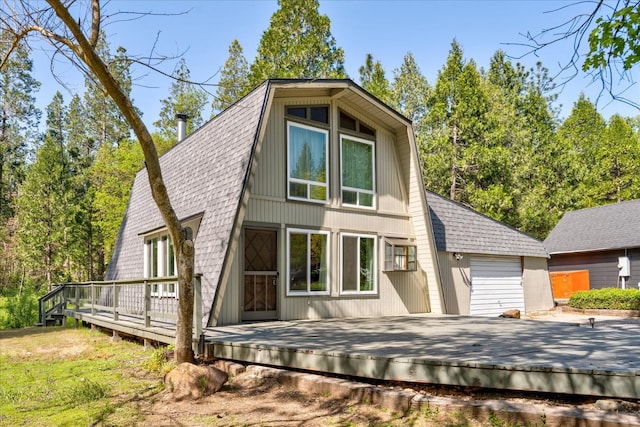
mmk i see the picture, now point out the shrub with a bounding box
[1,290,39,329]
[568,288,640,310]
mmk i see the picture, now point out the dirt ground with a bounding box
[141,368,493,427]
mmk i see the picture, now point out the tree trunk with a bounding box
[47,0,195,363]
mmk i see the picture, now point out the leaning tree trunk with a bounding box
[47,0,195,363]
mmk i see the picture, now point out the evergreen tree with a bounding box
[423,40,491,206]
[358,54,391,104]
[587,115,640,204]
[16,93,72,290]
[0,31,41,291]
[0,30,40,224]
[212,40,250,116]
[390,52,430,127]
[247,0,346,88]
[154,58,208,141]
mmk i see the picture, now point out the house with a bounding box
[107,79,445,328]
[544,200,640,290]
[426,190,553,316]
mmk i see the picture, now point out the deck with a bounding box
[63,308,640,400]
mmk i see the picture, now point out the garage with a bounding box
[470,256,524,317]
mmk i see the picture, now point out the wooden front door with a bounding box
[243,229,278,321]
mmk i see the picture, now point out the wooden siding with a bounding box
[522,257,554,312]
[548,248,640,290]
[216,95,436,323]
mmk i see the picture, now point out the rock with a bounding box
[164,362,228,400]
[595,399,624,411]
[499,309,521,319]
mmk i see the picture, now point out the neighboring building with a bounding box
[107,79,445,328]
[426,191,553,316]
[544,200,640,290]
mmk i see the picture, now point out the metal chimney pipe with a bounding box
[176,113,188,142]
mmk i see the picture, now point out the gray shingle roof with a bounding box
[106,82,270,324]
[426,190,548,257]
[543,199,640,254]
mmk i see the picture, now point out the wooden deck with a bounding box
[62,310,640,400]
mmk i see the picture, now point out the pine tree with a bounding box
[16,93,72,290]
[154,58,208,141]
[212,40,250,116]
[588,115,640,204]
[0,30,41,224]
[247,0,346,88]
[358,54,391,104]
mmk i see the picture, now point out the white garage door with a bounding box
[470,256,524,317]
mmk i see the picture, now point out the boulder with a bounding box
[164,362,228,400]
[499,309,521,319]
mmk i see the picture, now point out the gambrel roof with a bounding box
[426,190,548,258]
[107,79,441,325]
[544,199,640,255]
[107,81,269,320]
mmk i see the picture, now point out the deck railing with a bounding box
[39,275,203,339]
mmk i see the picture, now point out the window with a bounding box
[286,106,329,124]
[287,229,329,295]
[341,135,375,208]
[384,239,417,271]
[145,235,177,298]
[287,122,328,203]
[339,111,376,137]
[341,234,377,294]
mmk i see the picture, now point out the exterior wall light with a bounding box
[454,252,463,261]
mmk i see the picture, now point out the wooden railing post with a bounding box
[91,283,96,316]
[113,282,119,321]
[75,284,79,313]
[193,274,203,342]
[144,280,151,328]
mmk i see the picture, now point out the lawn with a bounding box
[0,326,162,426]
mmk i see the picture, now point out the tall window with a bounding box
[341,135,375,208]
[287,229,329,295]
[145,235,177,297]
[287,122,328,203]
[341,234,377,294]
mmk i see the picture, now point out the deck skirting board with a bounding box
[207,341,639,399]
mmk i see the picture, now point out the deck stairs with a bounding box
[37,284,67,326]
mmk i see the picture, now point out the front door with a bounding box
[243,228,278,321]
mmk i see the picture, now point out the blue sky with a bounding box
[30,0,638,131]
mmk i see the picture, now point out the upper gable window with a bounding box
[339,111,375,138]
[145,235,177,298]
[287,122,328,203]
[286,106,329,125]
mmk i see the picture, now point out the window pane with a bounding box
[360,237,375,291]
[151,238,158,277]
[340,111,356,130]
[342,236,358,291]
[384,243,393,271]
[359,123,375,136]
[290,182,307,199]
[342,190,357,205]
[310,106,328,123]
[287,107,306,118]
[289,233,308,291]
[167,238,175,276]
[289,125,326,183]
[407,246,417,270]
[309,184,326,201]
[360,193,373,207]
[310,233,328,292]
[342,138,373,191]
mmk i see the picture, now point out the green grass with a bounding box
[0,326,163,426]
